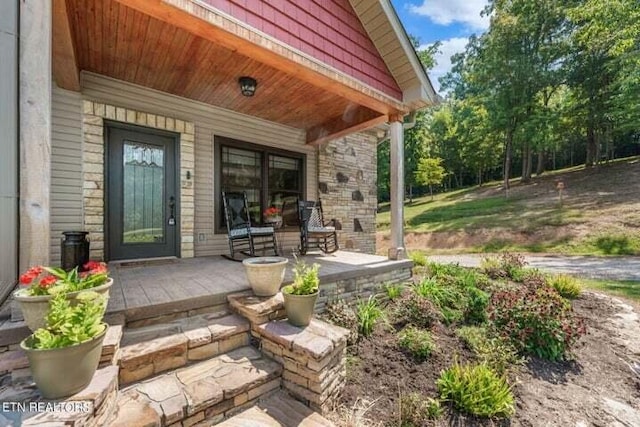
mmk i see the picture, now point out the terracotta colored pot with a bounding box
[243,257,288,297]
[13,278,113,331]
[21,324,108,399]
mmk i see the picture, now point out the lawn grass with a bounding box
[581,279,640,303]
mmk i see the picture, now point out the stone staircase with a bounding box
[0,292,347,427]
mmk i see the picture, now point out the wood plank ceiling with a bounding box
[65,0,381,131]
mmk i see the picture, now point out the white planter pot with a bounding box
[242,257,288,297]
[13,278,113,332]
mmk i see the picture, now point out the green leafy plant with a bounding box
[356,295,384,337]
[392,291,442,328]
[323,299,358,345]
[18,262,109,296]
[384,283,404,301]
[398,326,436,360]
[409,251,427,267]
[400,393,443,426]
[488,283,586,361]
[283,259,319,296]
[549,274,582,299]
[437,362,515,418]
[413,278,464,324]
[481,253,527,281]
[464,286,489,325]
[28,291,107,350]
[456,326,522,374]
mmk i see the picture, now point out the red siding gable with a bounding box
[201,0,403,100]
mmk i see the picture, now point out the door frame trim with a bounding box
[104,120,181,261]
[81,100,196,261]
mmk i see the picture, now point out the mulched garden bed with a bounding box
[333,289,640,426]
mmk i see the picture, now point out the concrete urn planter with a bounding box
[20,324,108,399]
[13,278,113,332]
[283,291,319,327]
[242,257,289,297]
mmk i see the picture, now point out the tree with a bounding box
[415,157,446,200]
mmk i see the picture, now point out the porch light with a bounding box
[238,76,257,97]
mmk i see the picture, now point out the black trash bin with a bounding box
[61,231,90,271]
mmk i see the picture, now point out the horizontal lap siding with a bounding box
[79,72,314,257]
[51,86,84,263]
[201,0,402,99]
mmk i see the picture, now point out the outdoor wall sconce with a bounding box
[239,76,257,97]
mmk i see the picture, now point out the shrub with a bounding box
[400,393,443,426]
[356,295,384,337]
[456,326,522,375]
[464,286,489,325]
[384,283,404,301]
[413,278,464,324]
[488,284,586,361]
[437,362,515,418]
[323,299,358,346]
[392,292,441,328]
[409,251,428,267]
[549,274,582,299]
[398,326,436,360]
[481,253,527,280]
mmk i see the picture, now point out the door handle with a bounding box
[168,196,176,226]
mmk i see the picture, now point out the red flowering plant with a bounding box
[263,206,281,219]
[18,261,109,297]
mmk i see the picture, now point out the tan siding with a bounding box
[79,72,315,257]
[51,86,84,262]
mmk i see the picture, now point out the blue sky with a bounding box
[390,0,489,92]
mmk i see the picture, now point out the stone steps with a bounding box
[110,346,283,427]
[118,313,250,385]
[208,391,335,427]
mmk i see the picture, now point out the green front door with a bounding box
[106,123,179,261]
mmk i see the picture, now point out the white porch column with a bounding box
[19,0,52,270]
[388,115,405,260]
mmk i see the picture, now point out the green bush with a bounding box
[549,274,582,299]
[437,362,515,418]
[356,295,384,337]
[488,283,586,361]
[409,251,428,267]
[464,286,489,325]
[398,326,436,360]
[400,393,443,426]
[481,253,527,280]
[456,326,522,374]
[384,283,404,301]
[323,299,358,345]
[392,292,442,328]
[413,278,464,324]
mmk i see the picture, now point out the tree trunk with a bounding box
[586,126,596,167]
[536,151,545,176]
[504,131,513,190]
[429,184,433,201]
[521,142,532,183]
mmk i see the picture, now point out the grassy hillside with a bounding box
[377,156,640,255]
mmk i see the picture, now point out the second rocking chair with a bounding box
[297,200,339,255]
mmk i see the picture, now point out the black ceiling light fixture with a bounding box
[238,76,257,97]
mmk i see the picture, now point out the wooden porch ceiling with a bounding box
[57,0,391,144]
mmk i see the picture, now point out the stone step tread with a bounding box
[111,346,283,426]
[120,312,246,348]
[210,391,335,427]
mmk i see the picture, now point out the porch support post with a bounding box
[19,0,52,270]
[388,115,405,260]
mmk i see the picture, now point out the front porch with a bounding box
[107,251,412,325]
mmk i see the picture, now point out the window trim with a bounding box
[214,136,306,234]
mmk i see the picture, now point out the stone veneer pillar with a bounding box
[316,132,377,254]
[81,101,195,260]
[19,0,52,270]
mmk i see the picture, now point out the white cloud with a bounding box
[424,37,469,93]
[409,0,489,30]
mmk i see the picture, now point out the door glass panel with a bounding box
[122,141,165,244]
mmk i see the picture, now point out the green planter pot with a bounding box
[20,324,108,399]
[13,278,113,332]
[283,291,319,327]
[243,257,288,297]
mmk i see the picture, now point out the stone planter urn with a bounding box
[13,278,113,332]
[282,291,319,327]
[242,257,288,297]
[20,324,108,399]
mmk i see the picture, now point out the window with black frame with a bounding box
[217,137,304,231]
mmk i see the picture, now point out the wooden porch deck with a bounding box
[107,251,412,324]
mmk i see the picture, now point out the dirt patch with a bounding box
[334,292,640,426]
